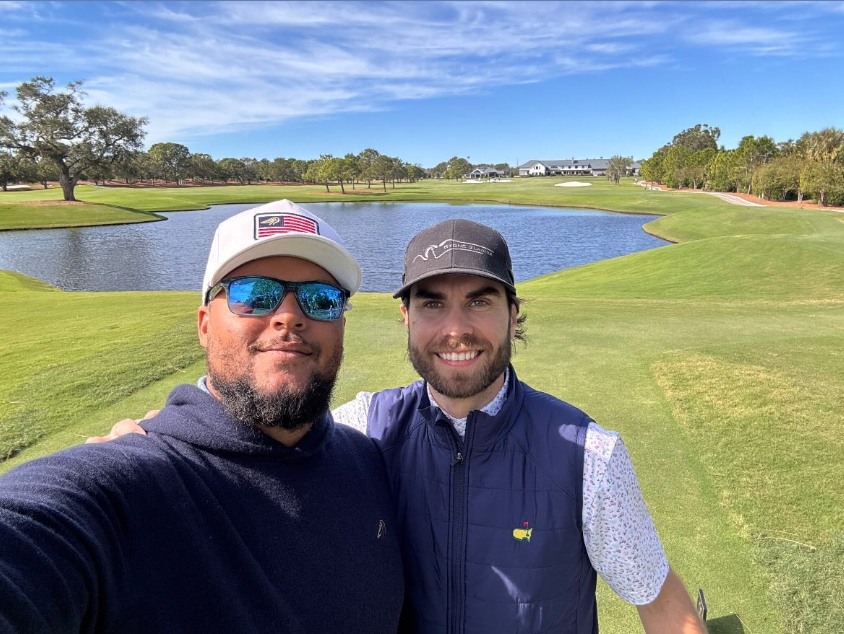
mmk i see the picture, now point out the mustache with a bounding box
[248,332,311,353]
[431,335,486,351]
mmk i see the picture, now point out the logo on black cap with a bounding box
[412,239,493,262]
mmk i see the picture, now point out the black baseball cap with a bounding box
[393,219,516,298]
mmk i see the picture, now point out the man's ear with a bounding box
[197,304,210,349]
[400,303,409,329]
[509,304,518,337]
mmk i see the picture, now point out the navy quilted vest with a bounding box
[368,367,597,634]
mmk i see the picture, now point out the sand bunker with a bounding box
[555,181,592,187]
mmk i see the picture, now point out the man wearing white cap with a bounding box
[0,200,404,633]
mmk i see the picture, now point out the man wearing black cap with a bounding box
[331,218,706,633]
[96,217,706,633]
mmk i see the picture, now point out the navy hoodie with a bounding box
[0,385,403,633]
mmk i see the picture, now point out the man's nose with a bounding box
[440,306,472,338]
[269,291,306,330]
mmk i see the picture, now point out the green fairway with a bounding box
[1,178,842,633]
[2,177,739,227]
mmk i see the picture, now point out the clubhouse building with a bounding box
[517,159,640,177]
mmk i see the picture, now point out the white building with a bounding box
[517,159,639,177]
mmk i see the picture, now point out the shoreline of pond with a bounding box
[0,201,668,294]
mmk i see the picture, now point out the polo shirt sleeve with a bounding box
[331,392,373,435]
[581,423,670,605]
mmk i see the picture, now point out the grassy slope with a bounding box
[1,178,842,633]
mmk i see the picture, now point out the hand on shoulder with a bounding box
[85,410,158,444]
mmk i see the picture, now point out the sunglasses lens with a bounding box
[296,283,347,321]
[226,278,284,316]
[221,277,346,320]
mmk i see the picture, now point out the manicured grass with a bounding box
[1,178,842,633]
[530,234,844,301]
[0,269,58,292]
[1,177,736,222]
[0,202,160,230]
[0,284,202,461]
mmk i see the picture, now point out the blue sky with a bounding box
[1,1,843,167]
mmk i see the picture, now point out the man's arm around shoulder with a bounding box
[637,568,707,633]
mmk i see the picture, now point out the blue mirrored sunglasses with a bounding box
[206,276,349,321]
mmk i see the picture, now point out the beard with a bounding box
[207,342,342,432]
[408,331,511,400]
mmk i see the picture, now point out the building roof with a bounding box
[518,158,641,170]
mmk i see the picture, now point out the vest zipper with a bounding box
[447,416,473,634]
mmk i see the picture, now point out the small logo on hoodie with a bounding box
[513,521,532,542]
[377,519,387,539]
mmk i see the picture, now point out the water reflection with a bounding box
[0,202,667,292]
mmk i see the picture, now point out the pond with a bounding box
[0,202,668,293]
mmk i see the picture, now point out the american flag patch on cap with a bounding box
[255,213,319,239]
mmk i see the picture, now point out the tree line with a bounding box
[640,123,844,206]
[0,77,519,201]
[15,76,839,207]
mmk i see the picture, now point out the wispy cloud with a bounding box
[684,20,810,56]
[1,1,841,147]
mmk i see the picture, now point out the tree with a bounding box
[0,77,147,201]
[187,153,220,183]
[342,153,359,189]
[148,142,191,184]
[258,157,299,183]
[639,146,668,183]
[311,154,338,193]
[797,127,844,164]
[444,156,472,180]
[665,147,715,191]
[357,148,381,188]
[133,152,159,184]
[217,157,247,184]
[800,161,844,206]
[372,154,394,192]
[84,160,114,186]
[641,124,722,188]
[108,151,143,184]
[752,155,803,201]
[406,163,425,182]
[239,157,260,185]
[661,145,694,188]
[388,156,406,188]
[493,163,511,177]
[302,160,322,187]
[795,127,844,205]
[430,160,449,179]
[671,124,721,151]
[734,135,777,194]
[32,158,60,189]
[290,159,309,183]
[324,155,348,193]
[0,151,25,191]
[706,149,741,192]
[606,155,632,185]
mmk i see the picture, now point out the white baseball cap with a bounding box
[201,199,362,302]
